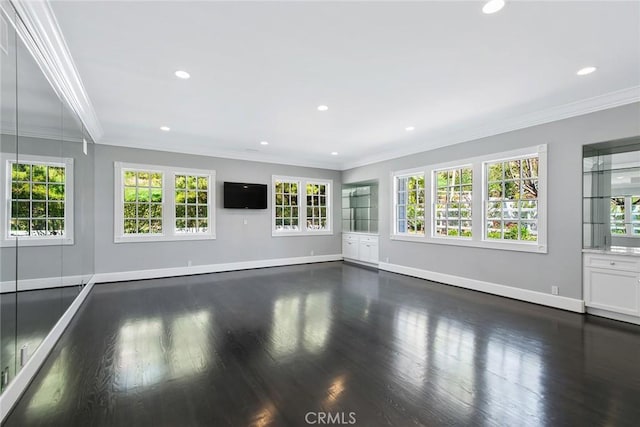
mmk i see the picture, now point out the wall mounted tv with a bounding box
[223,182,268,209]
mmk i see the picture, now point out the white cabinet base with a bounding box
[343,233,379,265]
[583,253,640,324]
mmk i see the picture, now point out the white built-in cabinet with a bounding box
[343,233,379,265]
[583,253,640,322]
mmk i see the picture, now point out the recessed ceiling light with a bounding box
[260,141,269,145]
[174,70,190,79]
[577,66,597,76]
[405,126,415,132]
[160,126,170,132]
[317,105,329,111]
[331,151,338,155]
[482,0,505,14]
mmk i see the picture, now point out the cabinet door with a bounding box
[358,239,378,263]
[585,267,640,316]
[343,237,358,259]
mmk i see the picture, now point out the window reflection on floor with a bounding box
[485,334,544,424]
[26,347,69,419]
[270,291,333,360]
[170,310,211,378]
[116,317,165,392]
[392,306,428,390]
[433,319,476,417]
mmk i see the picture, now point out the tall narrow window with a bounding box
[2,155,74,246]
[485,156,539,241]
[434,167,472,237]
[123,169,163,235]
[274,179,300,232]
[395,173,425,235]
[610,197,626,235]
[306,182,328,230]
[175,174,210,233]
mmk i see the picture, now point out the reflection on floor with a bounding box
[1,287,79,389]
[4,262,640,426]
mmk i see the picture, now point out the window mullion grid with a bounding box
[167,172,175,237]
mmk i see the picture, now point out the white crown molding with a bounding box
[99,137,342,171]
[6,0,103,141]
[0,125,83,143]
[340,87,640,170]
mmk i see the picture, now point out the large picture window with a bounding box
[394,173,425,235]
[1,154,74,246]
[114,162,215,242]
[434,166,472,238]
[485,156,539,242]
[272,176,332,236]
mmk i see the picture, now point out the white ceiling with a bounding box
[50,0,640,170]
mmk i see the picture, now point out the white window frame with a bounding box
[1,153,74,247]
[272,175,333,237]
[391,145,547,253]
[391,168,426,238]
[431,163,474,240]
[114,162,216,243]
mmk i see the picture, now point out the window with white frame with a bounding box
[434,166,473,237]
[392,145,546,253]
[394,173,425,235]
[175,174,211,233]
[306,182,329,230]
[610,196,640,236]
[485,156,539,242]
[114,162,215,242]
[1,154,74,246]
[272,176,332,235]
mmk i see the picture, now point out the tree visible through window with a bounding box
[486,156,538,241]
[175,174,209,233]
[123,170,163,235]
[10,161,66,237]
[396,174,425,235]
[306,183,328,230]
[435,167,472,237]
[274,180,300,231]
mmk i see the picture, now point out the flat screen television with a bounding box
[223,182,268,209]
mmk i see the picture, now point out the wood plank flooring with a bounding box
[4,262,640,426]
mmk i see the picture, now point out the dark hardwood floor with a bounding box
[4,262,640,426]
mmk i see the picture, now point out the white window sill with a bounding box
[114,233,216,243]
[0,237,74,247]
[391,233,546,253]
[272,230,333,237]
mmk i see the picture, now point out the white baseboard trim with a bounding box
[0,274,92,294]
[0,275,96,424]
[378,262,585,313]
[94,254,344,284]
[343,257,379,269]
[586,307,640,325]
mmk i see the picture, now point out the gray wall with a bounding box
[94,145,342,274]
[342,103,640,299]
[1,135,95,282]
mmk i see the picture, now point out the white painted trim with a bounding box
[94,254,343,284]
[6,0,103,142]
[342,257,378,268]
[0,274,90,293]
[0,275,95,424]
[340,87,640,170]
[378,261,585,313]
[586,307,640,326]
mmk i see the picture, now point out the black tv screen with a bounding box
[224,182,268,209]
